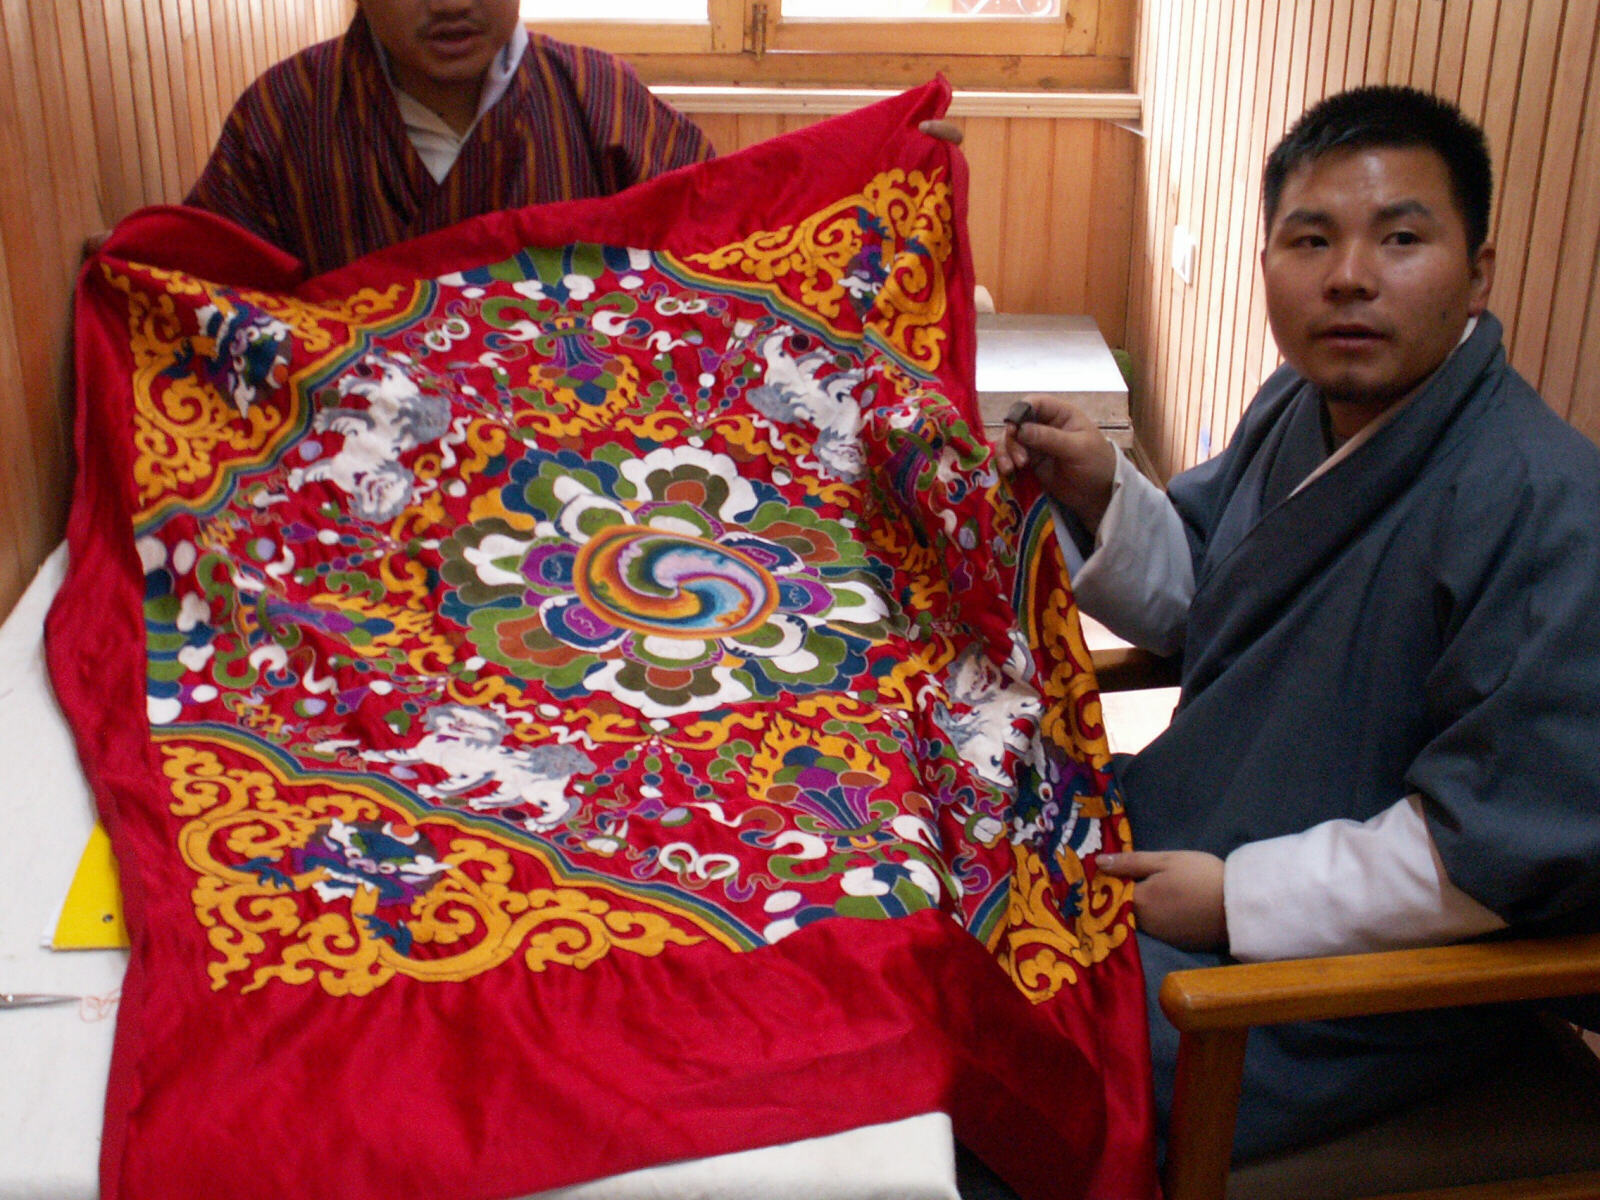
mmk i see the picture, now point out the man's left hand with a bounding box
[918,119,964,145]
[1098,850,1228,952]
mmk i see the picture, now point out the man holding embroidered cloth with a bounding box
[999,85,1600,1158]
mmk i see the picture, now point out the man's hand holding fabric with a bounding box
[1099,850,1228,953]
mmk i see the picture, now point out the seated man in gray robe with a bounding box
[997,84,1600,1159]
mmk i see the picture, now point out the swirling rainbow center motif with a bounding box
[574,525,780,639]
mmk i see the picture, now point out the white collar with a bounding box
[1292,316,1480,496]
[377,23,529,181]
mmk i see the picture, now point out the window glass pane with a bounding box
[520,0,706,19]
[783,0,1060,15]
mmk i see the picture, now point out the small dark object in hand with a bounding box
[1003,400,1035,429]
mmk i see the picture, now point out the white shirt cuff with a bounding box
[1223,795,1508,962]
[1064,447,1193,656]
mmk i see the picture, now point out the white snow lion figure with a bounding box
[746,325,869,482]
[288,351,451,522]
[363,704,595,831]
[931,639,1043,788]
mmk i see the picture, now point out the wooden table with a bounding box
[975,313,1132,448]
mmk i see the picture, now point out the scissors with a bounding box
[0,992,83,1009]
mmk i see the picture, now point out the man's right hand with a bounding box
[994,394,1118,531]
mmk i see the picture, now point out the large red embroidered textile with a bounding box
[52,80,1156,1200]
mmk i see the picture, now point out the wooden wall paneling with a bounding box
[97,0,142,210]
[1152,0,1196,473]
[1490,2,1561,354]
[75,1,127,222]
[1508,0,1597,395]
[1122,0,1156,446]
[245,0,268,85]
[1045,120,1097,317]
[119,0,166,201]
[1246,0,1296,397]
[1142,0,1179,436]
[1157,0,1193,468]
[280,0,300,65]
[1480,3,1530,230]
[1409,0,1443,88]
[1389,0,1420,81]
[165,0,199,183]
[1537,6,1600,409]
[265,0,283,85]
[1168,0,1225,471]
[1223,12,1275,443]
[0,15,38,604]
[204,0,241,154]
[1568,226,1600,436]
[1364,0,1397,81]
[738,113,785,147]
[1183,0,1225,459]
[1122,0,1156,438]
[1143,0,1185,471]
[1196,0,1250,463]
[1432,0,1472,97]
[1084,122,1136,348]
[1323,0,1355,96]
[48,4,107,235]
[264,0,284,68]
[1240,0,1296,421]
[1303,0,1333,107]
[958,116,1007,308]
[1062,0,1099,57]
[0,233,29,609]
[1456,0,1502,125]
[1096,0,1136,59]
[0,2,61,608]
[1130,0,1163,456]
[178,0,214,179]
[1219,0,1279,447]
[999,119,1058,311]
[1281,0,1312,144]
[1338,0,1376,91]
[0,1,74,376]
[217,0,247,129]
[690,113,740,157]
[208,0,231,121]
[136,0,182,200]
[162,0,201,188]
[1164,0,1209,471]
[17,2,81,515]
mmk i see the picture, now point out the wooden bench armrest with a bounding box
[1159,933,1600,1200]
[1160,932,1600,1032]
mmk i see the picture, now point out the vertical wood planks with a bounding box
[955,116,1008,303]
[1127,0,1600,483]
[1538,6,1600,417]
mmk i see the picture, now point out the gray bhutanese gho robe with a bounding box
[1120,313,1600,1160]
[1120,312,1600,938]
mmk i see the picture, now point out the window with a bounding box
[519,0,1113,91]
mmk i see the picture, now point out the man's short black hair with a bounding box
[1262,85,1493,253]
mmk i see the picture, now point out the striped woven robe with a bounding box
[186,13,713,275]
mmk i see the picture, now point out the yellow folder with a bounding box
[52,821,129,949]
